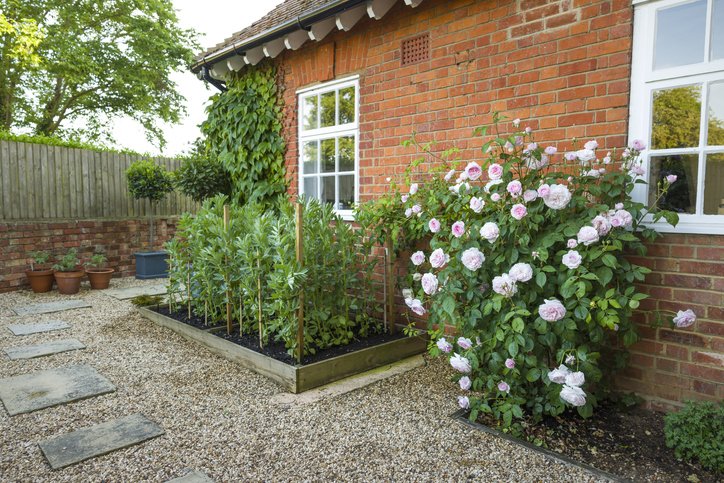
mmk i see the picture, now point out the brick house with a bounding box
[190,0,724,410]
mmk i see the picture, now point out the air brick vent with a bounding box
[401,33,429,66]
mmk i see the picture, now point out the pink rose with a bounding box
[577,226,599,246]
[461,247,485,271]
[492,274,518,297]
[491,193,501,202]
[543,184,572,210]
[537,184,550,197]
[513,118,520,127]
[666,174,677,183]
[526,142,537,152]
[510,203,527,220]
[451,221,466,238]
[444,169,455,181]
[421,273,439,295]
[560,385,587,406]
[630,139,646,151]
[458,337,473,350]
[480,222,499,242]
[515,136,523,146]
[459,376,471,390]
[548,364,570,384]
[409,298,425,316]
[437,337,452,353]
[523,190,537,202]
[567,239,578,248]
[429,248,449,268]
[631,166,645,176]
[565,371,585,387]
[405,208,412,218]
[539,299,566,322]
[565,355,576,365]
[525,127,532,133]
[450,353,471,373]
[412,204,422,214]
[505,358,515,369]
[410,183,418,195]
[469,197,484,213]
[429,218,441,233]
[464,162,482,181]
[673,309,696,328]
[488,164,503,180]
[615,203,624,210]
[410,251,425,266]
[565,152,577,162]
[509,262,533,282]
[401,194,409,203]
[614,209,633,227]
[498,381,510,394]
[584,140,598,150]
[545,146,557,155]
[591,215,612,236]
[507,180,522,197]
[458,396,470,408]
[562,250,582,270]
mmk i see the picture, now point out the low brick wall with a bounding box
[0,217,181,293]
[622,233,724,411]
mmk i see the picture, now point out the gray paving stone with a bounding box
[7,320,71,336]
[11,300,91,317]
[38,413,165,470]
[4,339,86,360]
[166,472,214,483]
[102,283,168,300]
[0,365,116,416]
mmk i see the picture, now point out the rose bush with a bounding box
[381,112,689,432]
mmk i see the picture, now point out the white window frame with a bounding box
[629,0,724,234]
[297,76,359,221]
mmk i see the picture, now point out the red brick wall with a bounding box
[279,0,633,200]
[0,218,180,293]
[621,234,724,411]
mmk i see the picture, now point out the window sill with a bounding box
[640,214,724,236]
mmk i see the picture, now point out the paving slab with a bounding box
[7,320,71,336]
[166,472,214,483]
[11,300,90,317]
[38,413,165,470]
[4,339,86,360]
[102,283,168,300]
[0,364,116,416]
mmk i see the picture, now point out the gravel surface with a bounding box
[0,278,607,482]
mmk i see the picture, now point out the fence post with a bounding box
[296,202,304,364]
[224,205,232,335]
[387,231,396,335]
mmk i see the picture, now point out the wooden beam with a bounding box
[367,0,397,20]
[227,55,245,72]
[336,4,367,31]
[404,0,423,7]
[308,17,336,41]
[284,30,309,50]
[263,38,286,58]
[244,46,265,65]
[211,60,230,78]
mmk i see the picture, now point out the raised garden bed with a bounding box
[139,305,427,393]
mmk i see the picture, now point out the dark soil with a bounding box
[152,306,408,366]
[476,404,721,483]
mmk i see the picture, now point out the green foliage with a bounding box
[664,399,724,473]
[652,85,724,149]
[131,294,164,307]
[165,195,383,357]
[0,12,43,67]
[0,0,199,148]
[125,159,173,203]
[29,250,50,269]
[201,63,286,209]
[86,254,107,269]
[171,155,232,203]
[52,248,79,272]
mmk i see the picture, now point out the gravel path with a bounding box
[0,278,606,482]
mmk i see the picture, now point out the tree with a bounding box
[0,0,198,149]
[126,159,173,251]
[652,85,724,149]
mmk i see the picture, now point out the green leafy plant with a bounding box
[125,159,174,251]
[52,248,80,272]
[171,155,232,203]
[201,62,286,209]
[85,254,107,270]
[664,399,724,473]
[131,294,164,307]
[29,250,50,270]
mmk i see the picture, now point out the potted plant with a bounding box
[25,250,55,293]
[52,248,85,294]
[85,253,114,289]
[125,159,174,279]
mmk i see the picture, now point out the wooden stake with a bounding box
[296,202,304,364]
[257,248,262,348]
[239,293,242,333]
[387,232,396,335]
[224,205,232,335]
[205,300,208,326]
[187,271,191,319]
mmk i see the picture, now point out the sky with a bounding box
[111,0,284,157]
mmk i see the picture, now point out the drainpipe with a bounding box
[198,66,228,93]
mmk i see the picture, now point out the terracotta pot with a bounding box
[86,268,114,290]
[25,269,55,293]
[54,270,85,295]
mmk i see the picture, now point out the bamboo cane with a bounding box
[187,271,191,319]
[205,300,208,326]
[387,231,395,335]
[224,205,232,335]
[258,248,262,348]
[296,202,304,364]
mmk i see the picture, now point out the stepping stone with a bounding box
[38,413,165,470]
[166,472,214,483]
[4,339,86,360]
[11,300,90,317]
[102,283,168,300]
[7,320,71,336]
[0,364,116,416]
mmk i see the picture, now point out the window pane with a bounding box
[649,154,699,214]
[322,176,335,207]
[654,0,706,70]
[712,0,724,61]
[339,87,355,124]
[708,82,724,146]
[339,136,355,172]
[302,95,318,131]
[321,138,335,173]
[652,85,702,150]
[320,91,335,128]
[704,153,724,214]
[303,141,318,174]
[339,175,355,210]
[304,177,318,201]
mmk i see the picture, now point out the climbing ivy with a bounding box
[201,62,286,209]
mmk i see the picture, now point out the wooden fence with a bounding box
[0,140,198,220]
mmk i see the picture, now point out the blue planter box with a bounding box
[133,251,169,279]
